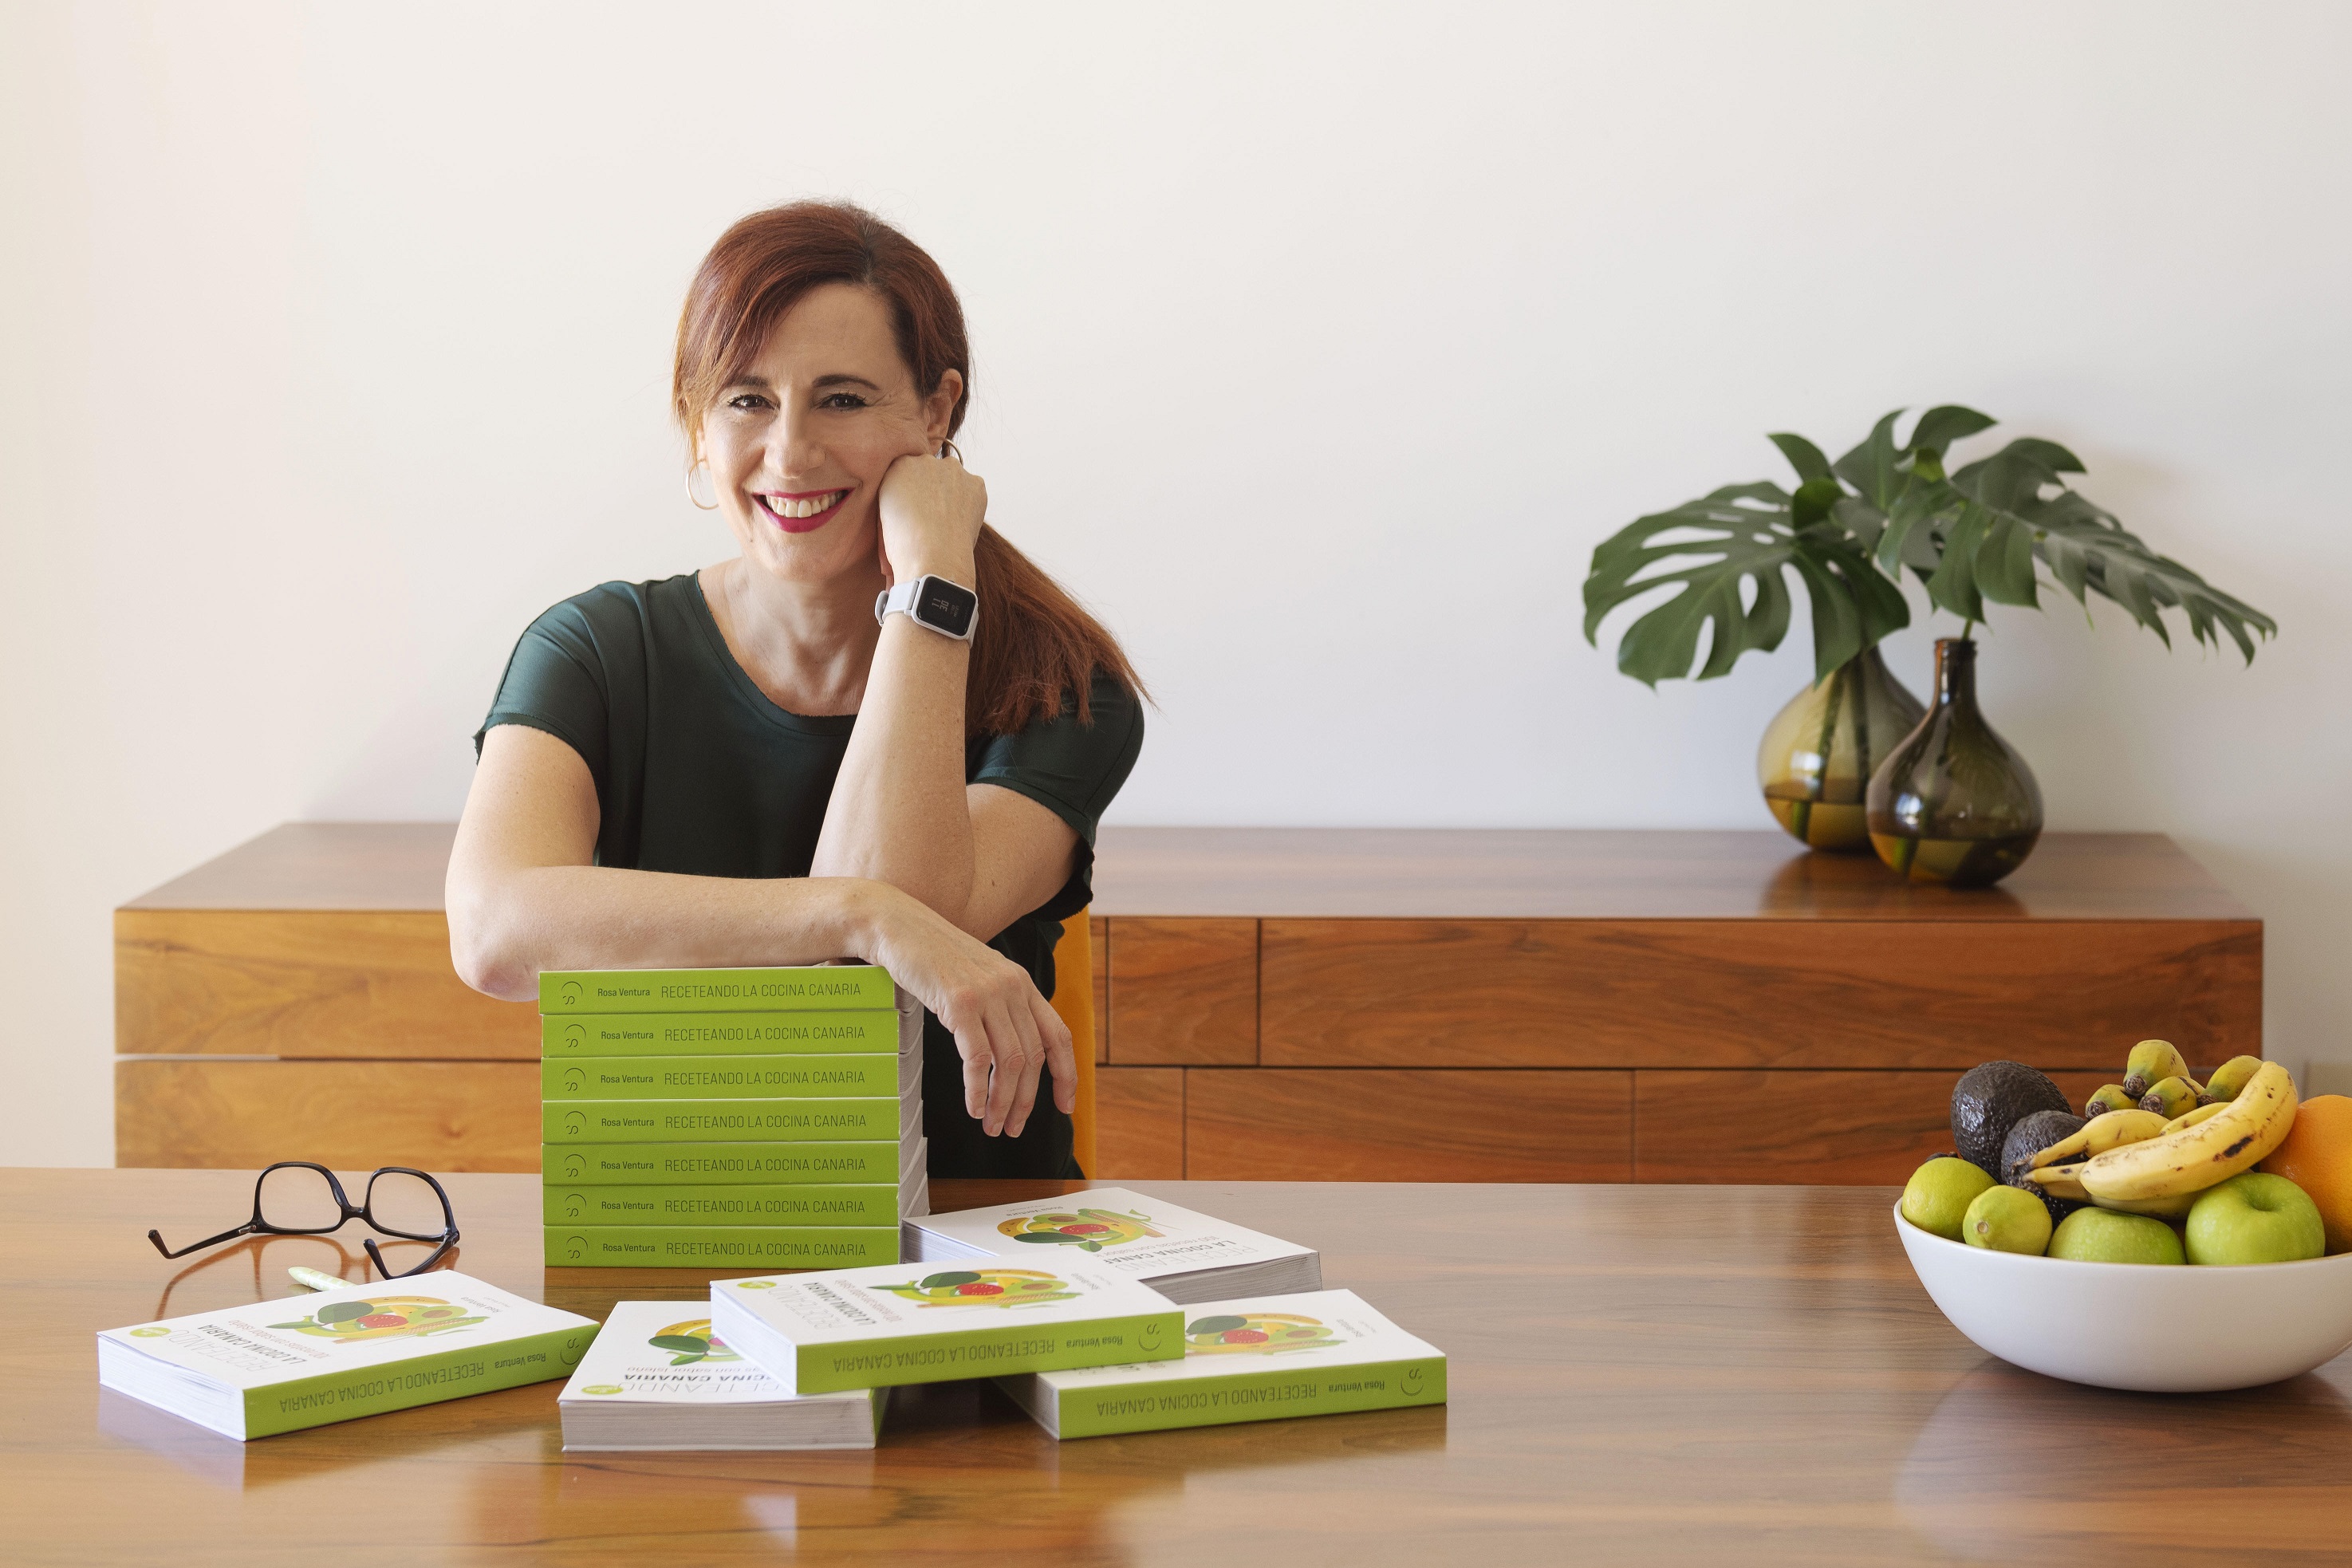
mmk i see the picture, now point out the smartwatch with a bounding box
[875,575,979,641]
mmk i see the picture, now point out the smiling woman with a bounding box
[445,202,1146,1178]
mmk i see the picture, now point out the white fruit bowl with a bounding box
[1894,1204,2352,1392]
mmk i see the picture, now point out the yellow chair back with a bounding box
[1046,909,1097,1177]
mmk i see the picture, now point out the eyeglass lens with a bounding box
[256,1165,346,1231]
[366,1170,451,1240]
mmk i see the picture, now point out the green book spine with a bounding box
[1043,1356,1448,1439]
[543,1141,906,1185]
[545,1226,900,1269]
[794,1310,1184,1395]
[545,1183,902,1227]
[540,967,895,1014]
[542,1011,900,1057]
[541,1054,899,1101]
[240,1322,600,1439]
[542,1099,904,1144]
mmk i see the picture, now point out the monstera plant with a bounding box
[1582,407,2276,878]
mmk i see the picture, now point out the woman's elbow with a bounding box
[446,875,540,1002]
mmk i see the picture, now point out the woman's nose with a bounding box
[772,405,825,476]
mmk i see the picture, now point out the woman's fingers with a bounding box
[1030,991,1078,1115]
[997,991,1050,1138]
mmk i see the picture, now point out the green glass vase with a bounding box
[1756,647,1926,853]
[1865,638,2043,887]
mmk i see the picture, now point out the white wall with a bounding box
[5,2,2346,1164]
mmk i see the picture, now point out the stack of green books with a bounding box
[539,964,925,1268]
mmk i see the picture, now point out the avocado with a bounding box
[1999,1109,2086,1226]
[1951,1060,2070,1176]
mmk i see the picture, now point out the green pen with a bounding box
[287,1266,349,1292]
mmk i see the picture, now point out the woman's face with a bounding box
[698,281,960,588]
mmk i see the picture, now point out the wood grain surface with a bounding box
[1184,1070,1634,1182]
[1090,825,2256,920]
[1092,1066,1184,1179]
[115,908,538,1060]
[16,1168,2352,1566]
[1630,1070,2120,1184]
[1259,918,2262,1070]
[1103,917,1258,1066]
[115,1060,539,1172]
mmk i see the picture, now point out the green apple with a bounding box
[2047,1207,2184,1265]
[2185,1172,2325,1266]
[1963,1184,2051,1255]
[1901,1156,1996,1241]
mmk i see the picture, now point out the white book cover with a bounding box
[904,1187,1320,1295]
[557,1301,883,1450]
[710,1257,1182,1394]
[97,1271,598,1440]
[999,1288,1448,1438]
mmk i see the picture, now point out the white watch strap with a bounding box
[875,579,920,624]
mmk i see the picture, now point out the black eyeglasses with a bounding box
[147,1163,460,1281]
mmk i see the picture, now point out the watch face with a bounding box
[914,577,977,638]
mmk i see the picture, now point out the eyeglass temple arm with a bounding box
[148,1222,258,1260]
[364,1231,459,1282]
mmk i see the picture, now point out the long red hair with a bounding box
[673,200,1144,735]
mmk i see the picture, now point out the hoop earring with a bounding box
[938,439,963,463]
[685,460,719,510]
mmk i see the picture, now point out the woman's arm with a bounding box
[450,723,1072,1136]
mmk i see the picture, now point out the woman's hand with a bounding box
[876,451,986,586]
[852,881,1076,1138]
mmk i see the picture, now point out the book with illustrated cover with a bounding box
[710,1259,1182,1395]
[904,1187,1321,1306]
[540,965,895,1014]
[541,1054,902,1101]
[546,1179,920,1228]
[546,1226,903,1269]
[543,1095,915,1145]
[545,1136,923,1188]
[96,1271,597,1440]
[558,1302,886,1451]
[997,1289,1446,1438]
[544,1010,903,1056]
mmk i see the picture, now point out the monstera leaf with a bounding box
[1582,483,1909,686]
[1586,406,2277,683]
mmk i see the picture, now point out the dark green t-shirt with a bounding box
[475,572,1144,1178]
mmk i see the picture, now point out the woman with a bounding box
[447,201,1145,1178]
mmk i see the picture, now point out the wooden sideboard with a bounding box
[116,824,2260,1184]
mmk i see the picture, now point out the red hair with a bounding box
[673,200,1144,735]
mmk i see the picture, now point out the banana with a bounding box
[2138,1075,2204,1120]
[2084,1084,2137,1118]
[2075,1061,2299,1204]
[2031,1109,2170,1169]
[2122,1039,2190,1100]
[2023,1163,2200,1217]
[2205,1055,2264,1103]
[2162,1101,2231,1135]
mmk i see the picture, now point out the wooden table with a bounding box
[116,825,2259,1184]
[10,1168,2348,1566]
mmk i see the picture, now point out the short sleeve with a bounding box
[971,672,1144,846]
[474,593,623,793]
[970,672,1144,921]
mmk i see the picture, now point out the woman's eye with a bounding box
[725,393,771,412]
[819,392,869,410]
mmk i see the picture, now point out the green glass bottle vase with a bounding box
[1865,638,2043,887]
[1756,646,1926,853]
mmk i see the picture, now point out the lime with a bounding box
[1963,1184,2052,1255]
[1901,1156,1996,1241]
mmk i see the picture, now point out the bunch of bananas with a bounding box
[2026,1043,2296,1218]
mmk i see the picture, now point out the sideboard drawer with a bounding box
[1259,918,2259,1071]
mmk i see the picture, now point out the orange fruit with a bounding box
[2259,1094,2352,1255]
